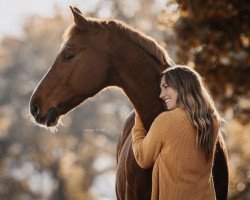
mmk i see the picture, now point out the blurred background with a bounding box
[0,0,249,199]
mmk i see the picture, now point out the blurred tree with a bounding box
[166,0,250,123]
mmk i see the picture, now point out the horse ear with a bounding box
[73,7,82,14]
[69,6,88,28]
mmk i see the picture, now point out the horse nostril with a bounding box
[30,103,40,117]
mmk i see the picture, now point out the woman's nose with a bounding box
[159,91,163,99]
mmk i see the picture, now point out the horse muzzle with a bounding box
[30,103,59,127]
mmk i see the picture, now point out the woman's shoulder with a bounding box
[154,107,188,124]
[150,108,191,134]
[157,107,187,119]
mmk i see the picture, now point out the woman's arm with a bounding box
[132,112,168,169]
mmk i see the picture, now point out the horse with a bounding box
[29,6,229,200]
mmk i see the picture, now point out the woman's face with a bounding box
[159,76,179,111]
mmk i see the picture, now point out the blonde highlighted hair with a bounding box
[161,65,222,160]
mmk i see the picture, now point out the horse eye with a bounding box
[63,53,75,61]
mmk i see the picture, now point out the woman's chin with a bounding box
[166,104,172,111]
[166,104,176,111]
[164,101,177,111]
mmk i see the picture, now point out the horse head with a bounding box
[30,7,112,127]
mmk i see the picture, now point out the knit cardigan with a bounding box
[132,108,218,200]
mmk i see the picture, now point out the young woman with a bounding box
[132,65,222,200]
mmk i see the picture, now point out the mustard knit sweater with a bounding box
[132,108,219,200]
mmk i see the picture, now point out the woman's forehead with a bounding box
[160,76,166,85]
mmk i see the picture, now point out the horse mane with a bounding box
[105,20,174,67]
[63,18,175,67]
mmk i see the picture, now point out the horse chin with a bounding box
[31,107,60,128]
[45,108,60,127]
[45,117,59,127]
[30,116,60,133]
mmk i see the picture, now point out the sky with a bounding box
[0,0,167,39]
[0,0,101,39]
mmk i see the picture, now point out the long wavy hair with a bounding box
[161,65,222,160]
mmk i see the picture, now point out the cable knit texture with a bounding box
[132,108,218,200]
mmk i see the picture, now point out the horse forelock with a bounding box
[62,25,79,42]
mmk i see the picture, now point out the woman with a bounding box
[132,65,222,200]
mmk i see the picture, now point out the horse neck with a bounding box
[110,39,166,130]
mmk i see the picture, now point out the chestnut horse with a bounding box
[29,6,229,200]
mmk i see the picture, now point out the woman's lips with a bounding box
[164,98,171,103]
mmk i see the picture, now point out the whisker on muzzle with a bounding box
[27,113,60,133]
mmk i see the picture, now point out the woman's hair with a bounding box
[161,65,222,160]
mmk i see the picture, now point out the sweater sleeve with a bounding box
[132,112,168,169]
